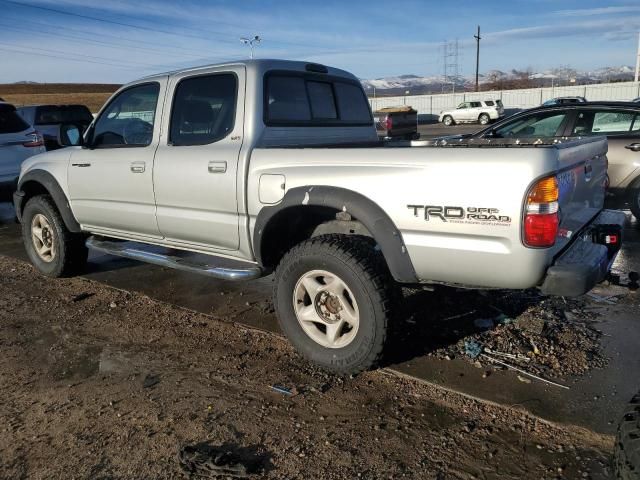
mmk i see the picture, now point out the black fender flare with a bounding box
[16,169,81,233]
[253,186,417,283]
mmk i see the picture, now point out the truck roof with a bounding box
[135,58,358,84]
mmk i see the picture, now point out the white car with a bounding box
[0,102,45,200]
[439,100,505,126]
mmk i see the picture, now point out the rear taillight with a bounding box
[385,115,392,131]
[524,176,559,248]
[22,131,44,148]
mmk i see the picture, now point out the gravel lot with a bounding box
[0,255,614,479]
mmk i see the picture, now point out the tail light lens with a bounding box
[22,131,44,148]
[385,115,392,131]
[524,175,559,247]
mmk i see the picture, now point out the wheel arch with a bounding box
[253,186,417,283]
[16,170,81,233]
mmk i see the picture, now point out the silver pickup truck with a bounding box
[14,59,625,374]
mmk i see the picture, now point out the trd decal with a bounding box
[407,205,511,225]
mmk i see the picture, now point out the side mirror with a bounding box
[58,124,83,147]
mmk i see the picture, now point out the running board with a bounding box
[86,236,263,281]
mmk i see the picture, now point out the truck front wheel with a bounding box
[273,234,395,374]
[22,195,88,277]
[443,115,454,126]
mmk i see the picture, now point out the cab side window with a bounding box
[92,83,159,148]
[169,73,237,146]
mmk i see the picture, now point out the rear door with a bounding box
[153,66,245,251]
[567,108,640,189]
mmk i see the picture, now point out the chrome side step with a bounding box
[86,236,263,281]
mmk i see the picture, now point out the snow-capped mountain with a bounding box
[361,65,636,95]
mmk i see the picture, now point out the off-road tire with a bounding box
[273,234,395,375]
[478,113,490,125]
[22,195,88,277]
[629,188,640,220]
[615,391,640,480]
[443,115,454,126]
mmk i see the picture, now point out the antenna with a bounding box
[240,35,261,59]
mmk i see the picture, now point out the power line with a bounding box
[0,41,163,69]
[0,45,143,69]
[0,17,211,59]
[0,22,210,62]
[1,0,338,54]
[0,0,241,45]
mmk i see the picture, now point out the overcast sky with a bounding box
[0,0,639,83]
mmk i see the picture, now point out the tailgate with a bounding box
[550,136,608,256]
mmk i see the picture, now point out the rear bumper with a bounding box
[540,209,626,297]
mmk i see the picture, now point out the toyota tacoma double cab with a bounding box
[14,59,625,374]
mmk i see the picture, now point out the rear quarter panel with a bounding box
[248,145,569,289]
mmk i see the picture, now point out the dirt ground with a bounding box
[0,84,119,111]
[0,255,615,479]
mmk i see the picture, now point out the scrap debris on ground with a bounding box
[397,277,637,384]
[0,256,614,479]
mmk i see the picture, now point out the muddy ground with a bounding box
[0,256,616,479]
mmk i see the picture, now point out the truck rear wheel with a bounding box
[22,195,87,277]
[479,113,490,125]
[615,391,640,480]
[273,234,395,374]
[443,115,454,126]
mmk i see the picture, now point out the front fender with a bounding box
[16,169,81,232]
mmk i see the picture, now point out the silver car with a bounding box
[0,102,45,200]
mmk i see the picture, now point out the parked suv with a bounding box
[542,96,587,106]
[439,100,504,126]
[16,104,93,151]
[0,102,45,200]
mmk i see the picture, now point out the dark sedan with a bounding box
[449,102,640,219]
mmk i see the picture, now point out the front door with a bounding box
[67,80,166,238]
[153,67,245,251]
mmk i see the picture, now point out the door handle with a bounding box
[71,163,91,167]
[130,161,146,173]
[625,143,640,152]
[208,161,227,173]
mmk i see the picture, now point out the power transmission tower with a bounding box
[442,39,460,94]
[474,26,481,92]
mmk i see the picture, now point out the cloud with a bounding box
[554,5,640,17]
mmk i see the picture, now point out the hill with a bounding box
[0,83,120,112]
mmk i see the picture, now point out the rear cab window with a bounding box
[264,71,372,126]
[0,104,30,134]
